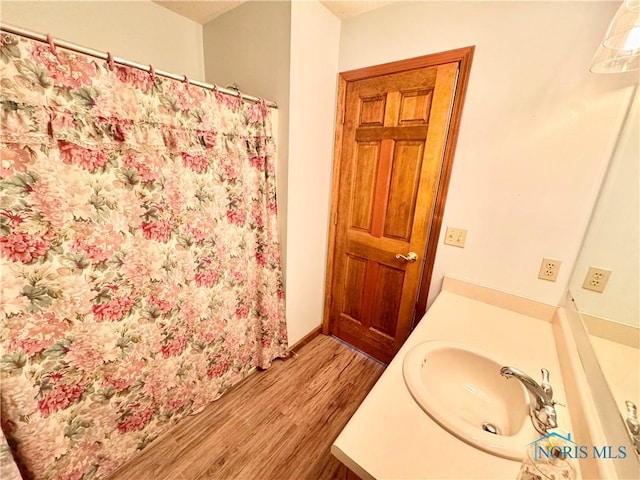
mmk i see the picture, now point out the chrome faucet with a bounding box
[500,366,558,434]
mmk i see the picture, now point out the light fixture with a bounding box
[590,0,640,73]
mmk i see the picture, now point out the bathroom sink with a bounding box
[402,340,538,460]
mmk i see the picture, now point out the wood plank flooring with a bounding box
[107,334,385,480]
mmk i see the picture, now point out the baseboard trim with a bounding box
[287,326,322,356]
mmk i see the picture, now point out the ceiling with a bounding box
[153,1,395,24]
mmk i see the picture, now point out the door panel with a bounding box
[383,140,424,241]
[359,95,386,126]
[369,265,404,336]
[350,142,379,232]
[398,89,433,125]
[327,61,458,364]
[343,255,367,320]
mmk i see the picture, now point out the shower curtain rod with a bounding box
[0,22,278,109]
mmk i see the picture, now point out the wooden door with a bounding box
[325,57,465,364]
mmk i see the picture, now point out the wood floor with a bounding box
[107,334,385,480]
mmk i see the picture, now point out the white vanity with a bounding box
[331,277,631,479]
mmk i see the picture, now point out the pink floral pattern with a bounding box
[0,33,287,480]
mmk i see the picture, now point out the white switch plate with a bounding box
[582,267,612,293]
[444,227,467,248]
[538,258,561,282]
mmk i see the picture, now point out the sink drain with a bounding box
[482,422,501,435]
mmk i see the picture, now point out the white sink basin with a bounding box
[403,340,538,460]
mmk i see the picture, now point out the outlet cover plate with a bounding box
[582,267,612,293]
[444,227,467,248]
[538,258,561,282]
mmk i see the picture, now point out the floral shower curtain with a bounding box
[0,32,287,480]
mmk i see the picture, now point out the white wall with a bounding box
[286,1,340,344]
[201,0,340,345]
[202,1,291,277]
[570,88,639,327]
[338,1,637,308]
[0,1,204,79]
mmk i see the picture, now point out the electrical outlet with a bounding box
[582,267,612,293]
[444,227,467,248]
[538,258,561,282]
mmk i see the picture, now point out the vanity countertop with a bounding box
[332,278,577,480]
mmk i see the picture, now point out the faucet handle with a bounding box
[625,401,640,435]
[542,404,558,430]
[625,401,640,454]
[540,368,553,400]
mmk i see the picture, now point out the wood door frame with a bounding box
[322,46,475,337]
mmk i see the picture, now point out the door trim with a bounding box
[322,46,475,336]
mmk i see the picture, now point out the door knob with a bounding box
[395,252,418,262]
